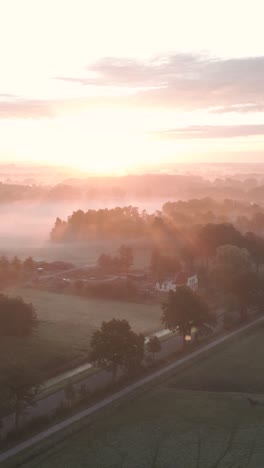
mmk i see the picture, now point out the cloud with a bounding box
[153,125,264,139]
[0,94,130,120]
[58,53,264,112]
[3,53,264,119]
[0,97,55,119]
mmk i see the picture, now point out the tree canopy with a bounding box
[89,319,145,381]
[162,287,216,345]
[197,223,244,261]
[4,366,42,431]
[0,294,37,337]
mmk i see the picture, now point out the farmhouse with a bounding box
[155,271,198,293]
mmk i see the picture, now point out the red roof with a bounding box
[175,271,195,285]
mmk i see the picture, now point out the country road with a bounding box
[44,327,172,389]
[1,314,263,464]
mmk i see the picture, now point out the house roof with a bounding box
[175,271,196,285]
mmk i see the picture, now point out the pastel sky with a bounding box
[1,0,264,174]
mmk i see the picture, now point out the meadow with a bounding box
[6,323,264,468]
[0,287,162,376]
[0,237,152,268]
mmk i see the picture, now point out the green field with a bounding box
[0,287,161,376]
[7,324,264,468]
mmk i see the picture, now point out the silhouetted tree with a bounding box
[89,319,145,382]
[23,256,35,273]
[244,232,264,274]
[118,245,134,274]
[197,223,244,267]
[211,245,253,293]
[0,255,9,271]
[150,249,181,281]
[146,336,161,355]
[0,294,37,337]
[5,366,42,432]
[162,287,216,346]
[11,256,22,272]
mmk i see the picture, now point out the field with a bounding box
[0,237,152,268]
[7,323,264,468]
[0,287,162,376]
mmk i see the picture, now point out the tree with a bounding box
[250,211,264,234]
[5,366,42,432]
[89,319,145,382]
[146,336,161,359]
[23,256,35,273]
[118,245,133,274]
[97,253,112,270]
[231,271,257,320]
[0,294,37,337]
[244,231,264,274]
[0,255,9,271]
[197,223,244,267]
[150,249,181,281]
[161,287,216,346]
[11,256,22,272]
[211,245,253,293]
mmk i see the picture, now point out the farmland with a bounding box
[7,323,264,468]
[0,237,152,269]
[0,287,162,376]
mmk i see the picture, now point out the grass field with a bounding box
[0,287,161,376]
[0,238,152,268]
[6,323,264,468]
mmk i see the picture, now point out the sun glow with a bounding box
[2,107,177,175]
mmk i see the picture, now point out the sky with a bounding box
[1,0,264,174]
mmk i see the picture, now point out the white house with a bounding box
[155,271,198,293]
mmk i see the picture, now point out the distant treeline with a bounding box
[3,173,264,203]
[50,198,264,242]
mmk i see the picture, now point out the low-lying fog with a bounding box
[0,198,163,262]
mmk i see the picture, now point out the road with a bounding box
[44,328,173,390]
[1,314,263,464]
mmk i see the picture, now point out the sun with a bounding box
[45,109,158,175]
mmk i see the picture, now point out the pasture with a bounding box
[6,323,264,468]
[0,238,152,268]
[0,287,162,376]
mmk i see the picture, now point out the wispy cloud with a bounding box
[0,97,54,119]
[2,53,264,119]
[59,53,264,112]
[153,125,264,139]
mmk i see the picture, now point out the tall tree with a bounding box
[231,271,258,320]
[150,249,181,281]
[162,287,216,346]
[89,319,145,382]
[0,294,37,337]
[5,367,42,432]
[244,231,264,274]
[0,255,9,271]
[197,223,244,267]
[211,245,253,292]
[118,245,134,274]
[146,336,161,358]
[11,256,22,272]
[23,256,35,273]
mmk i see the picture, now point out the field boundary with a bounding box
[1,314,264,464]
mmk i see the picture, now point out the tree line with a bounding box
[50,198,264,242]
